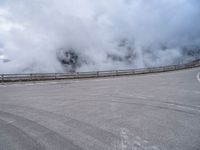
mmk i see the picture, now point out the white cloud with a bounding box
[0,0,200,73]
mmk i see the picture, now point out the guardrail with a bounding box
[1,60,200,83]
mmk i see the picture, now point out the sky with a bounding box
[0,0,200,73]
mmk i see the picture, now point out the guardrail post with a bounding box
[148,68,151,73]
[132,70,135,74]
[30,74,32,80]
[1,74,4,83]
[116,70,118,76]
[77,72,79,78]
[55,73,57,80]
[174,65,178,70]
[163,67,166,72]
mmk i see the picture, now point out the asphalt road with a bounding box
[0,67,200,150]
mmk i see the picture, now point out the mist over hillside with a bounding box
[0,0,200,73]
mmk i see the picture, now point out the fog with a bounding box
[0,0,200,73]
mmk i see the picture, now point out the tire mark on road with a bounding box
[0,118,45,150]
[0,104,120,147]
[0,110,83,150]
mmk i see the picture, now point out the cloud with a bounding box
[0,0,200,73]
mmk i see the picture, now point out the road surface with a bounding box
[0,67,200,150]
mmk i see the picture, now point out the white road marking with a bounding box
[197,72,200,83]
[175,105,200,112]
[7,120,15,124]
[120,128,129,150]
[119,128,160,150]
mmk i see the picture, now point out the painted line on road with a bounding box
[197,72,200,83]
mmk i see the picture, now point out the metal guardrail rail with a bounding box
[1,60,200,83]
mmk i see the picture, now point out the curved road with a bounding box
[0,67,200,150]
